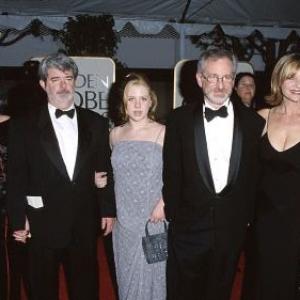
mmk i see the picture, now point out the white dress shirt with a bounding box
[203,99,234,193]
[48,103,78,180]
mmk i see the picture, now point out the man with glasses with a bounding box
[163,48,264,300]
[7,52,115,300]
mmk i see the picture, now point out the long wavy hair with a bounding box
[266,53,300,106]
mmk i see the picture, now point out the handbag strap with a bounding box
[145,220,168,236]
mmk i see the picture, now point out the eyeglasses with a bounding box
[202,73,234,84]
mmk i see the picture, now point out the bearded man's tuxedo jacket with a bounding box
[163,99,264,300]
[7,105,115,247]
[6,104,115,300]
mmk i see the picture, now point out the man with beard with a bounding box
[163,48,264,300]
[7,52,115,300]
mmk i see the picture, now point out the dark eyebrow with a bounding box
[49,75,74,80]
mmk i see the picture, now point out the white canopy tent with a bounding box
[0,0,299,28]
[0,0,299,68]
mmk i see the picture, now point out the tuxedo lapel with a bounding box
[72,107,92,180]
[227,103,242,185]
[194,104,215,194]
[38,105,69,180]
[220,101,243,195]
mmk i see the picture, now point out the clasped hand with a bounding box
[13,217,31,243]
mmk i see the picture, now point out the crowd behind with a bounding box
[0,48,300,300]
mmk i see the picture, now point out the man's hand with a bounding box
[95,172,108,188]
[101,217,115,236]
[13,218,31,243]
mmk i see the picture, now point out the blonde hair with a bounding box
[266,53,300,106]
[119,73,158,123]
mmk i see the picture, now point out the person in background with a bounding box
[0,94,30,300]
[163,47,264,300]
[5,62,35,300]
[243,52,300,300]
[6,52,115,300]
[234,72,256,108]
[96,73,166,300]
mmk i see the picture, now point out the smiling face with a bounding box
[124,83,152,123]
[281,69,300,103]
[267,53,300,106]
[196,57,235,108]
[39,68,75,109]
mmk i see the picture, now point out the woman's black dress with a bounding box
[255,133,300,299]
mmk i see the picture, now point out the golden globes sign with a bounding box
[74,57,115,117]
[32,56,115,116]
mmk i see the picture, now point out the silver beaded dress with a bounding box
[111,140,166,300]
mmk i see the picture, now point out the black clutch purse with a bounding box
[142,220,168,264]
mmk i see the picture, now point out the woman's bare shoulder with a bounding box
[257,108,270,120]
[109,124,126,146]
[0,115,10,123]
[153,122,165,146]
[153,121,165,130]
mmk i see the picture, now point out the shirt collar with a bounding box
[48,103,76,118]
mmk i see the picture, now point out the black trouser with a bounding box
[102,234,119,300]
[28,238,99,300]
[7,236,30,300]
[166,222,237,300]
[240,226,257,300]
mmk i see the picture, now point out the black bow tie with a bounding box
[55,108,75,119]
[204,106,228,122]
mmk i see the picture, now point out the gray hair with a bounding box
[38,52,79,81]
[197,48,237,74]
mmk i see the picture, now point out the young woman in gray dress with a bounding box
[97,73,166,299]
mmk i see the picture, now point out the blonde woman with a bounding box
[247,53,300,299]
[97,73,166,300]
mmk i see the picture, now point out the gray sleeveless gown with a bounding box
[111,140,166,300]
